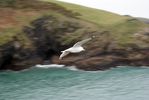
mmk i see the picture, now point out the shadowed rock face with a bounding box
[0,43,14,69]
[0,40,42,70]
[25,15,81,59]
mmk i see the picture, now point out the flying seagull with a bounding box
[59,36,94,59]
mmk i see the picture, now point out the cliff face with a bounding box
[0,0,149,71]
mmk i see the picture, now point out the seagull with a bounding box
[59,36,94,59]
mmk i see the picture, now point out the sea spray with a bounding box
[35,64,65,68]
[35,64,80,71]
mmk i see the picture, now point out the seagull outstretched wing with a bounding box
[59,51,70,59]
[73,38,92,47]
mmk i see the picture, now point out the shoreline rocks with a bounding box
[51,48,149,71]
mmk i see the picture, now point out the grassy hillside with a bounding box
[0,0,88,46]
[42,0,127,26]
[0,0,149,47]
[42,0,149,46]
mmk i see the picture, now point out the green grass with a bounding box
[42,0,149,45]
[0,27,31,47]
[42,0,128,26]
[0,27,18,45]
[110,20,148,44]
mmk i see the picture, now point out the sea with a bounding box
[0,65,149,100]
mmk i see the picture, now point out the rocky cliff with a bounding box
[0,0,149,71]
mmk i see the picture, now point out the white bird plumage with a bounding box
[59,37,93,59]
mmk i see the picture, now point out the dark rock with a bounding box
[0,42,15,70]
[24,15,81,59]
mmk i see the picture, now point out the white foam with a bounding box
[66,66,79,71]
[35,64,65,68]
[35,64,81,71]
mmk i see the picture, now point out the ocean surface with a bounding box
[0,65,149,100]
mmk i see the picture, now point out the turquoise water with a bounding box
[0,66,149,100]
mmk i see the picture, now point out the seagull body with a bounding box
[63,46,84,53]
[59,37,93,59]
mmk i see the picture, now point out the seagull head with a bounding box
[82,48,85,51]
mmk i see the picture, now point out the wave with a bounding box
[35,64,65,68]
[35,64,79,71]
[66,66,79,71]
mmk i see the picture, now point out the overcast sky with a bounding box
[58,0,149,18]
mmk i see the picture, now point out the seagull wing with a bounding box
[73,38,92,47]
[59,51,70,59]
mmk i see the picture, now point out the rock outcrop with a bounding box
[0,0,149,71]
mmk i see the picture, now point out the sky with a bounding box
[58,0,149,18]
